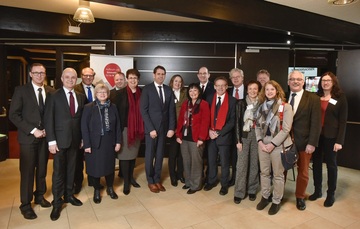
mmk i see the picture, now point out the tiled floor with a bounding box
[0,158,360,229]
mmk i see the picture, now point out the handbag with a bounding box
[278,102,298,170]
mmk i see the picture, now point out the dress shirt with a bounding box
[154,82,165,103]
[289,89,304,115]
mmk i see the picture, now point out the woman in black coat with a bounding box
[81,83,122,204]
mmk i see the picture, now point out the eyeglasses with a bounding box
[322,79,332,83]
[198,72,208,76]
[96,91,107,94]
[31,72,46,76]
[82,74,94,78]
[288,78,303,82]
[215,84,227,88]
[128,77,138,80]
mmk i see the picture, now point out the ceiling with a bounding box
[0,0,359,25]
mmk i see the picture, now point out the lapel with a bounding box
[26,83,38,107]
[152,82,164,106]
[294,91,308,119]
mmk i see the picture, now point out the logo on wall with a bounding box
[104,63,121,87]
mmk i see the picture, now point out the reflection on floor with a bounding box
[0,158,360,229]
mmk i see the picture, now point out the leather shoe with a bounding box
[324,195,335,207]
[171,178,178,187]
[106,187,118,199]
[182,185,190,189]
[203,183,215,191]
[234,197,241,204]
[187,189,197,194]
[123,189,130,195]
[50,207,61,221]
[131,180,141,188]
[156,183,166,192]
[228,179,235,187]
[249,194,257,201]
[296,198,306,210]
[93,189,101,204]
[148,184,160,193]
[309,192,322,201]
[179,177,185,184]
[21,208,37,220]
[219,186,228,196]
[268,203,280,215]
[35,198,52,208]
[256,197,270,210]
[65,196,83,206]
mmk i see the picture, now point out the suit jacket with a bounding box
[9,83,55,144]
[322,93,348,144]
[227,86,247,100]
[74,83,94,104]
[140,82,176,134]
[81,102,122,149]
[176,99,210,142]
[44,88,85,149]
[199,81,215,101]
[109,88,119,103]
[292,91,321,151]
[206,93,237,145]
[174,88,187,119]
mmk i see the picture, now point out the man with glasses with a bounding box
[74,67,96,193]
[287,70,321,211]
[9,63,55,220]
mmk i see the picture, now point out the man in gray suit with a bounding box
[9,63,54,220]
[288,70,321,211]
[140,65,176,193]
[44,68,86,221]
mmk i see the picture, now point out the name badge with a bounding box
[329,98,337,105]
[278,105,284,112]
[247,104,254,109]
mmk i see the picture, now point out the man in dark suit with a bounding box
[205,76,236,196]
[44,68,86,221]
[198,66,215,100]
[73,67,95,192]
[9,63,54,220]
[140,65,176,193]
[227,68,246,186]
[109,71,127,102]
[288,70,321,211]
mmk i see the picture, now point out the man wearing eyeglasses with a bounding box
[9,63,55,220]
[74,67,96,193]
[287,70,321,211]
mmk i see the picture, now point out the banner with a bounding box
[90,54,133,89]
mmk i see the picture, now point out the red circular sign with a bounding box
[104,63,121,87]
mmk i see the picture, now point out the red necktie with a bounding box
[69,91,75,117]
[235,88,240,100]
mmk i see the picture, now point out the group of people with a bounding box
[9,63,347,221]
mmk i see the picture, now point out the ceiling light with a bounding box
[73,0,95,23]
[328,0,358,5]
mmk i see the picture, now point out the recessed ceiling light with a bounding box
[328,0,358,5]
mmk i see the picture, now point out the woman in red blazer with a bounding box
[309,72,348,207]
[176,83,210,194]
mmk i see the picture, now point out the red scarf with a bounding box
[126,86,144,147]
[210,93,229,130]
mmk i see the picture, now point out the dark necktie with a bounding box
[87,86,93,102]
[69,91,75,117]
[202,85,205,92]
[290,93,297,109]
[214,96,221,126]
[235,88,240,100]
[38,88,44,116]
[158,86,164,104]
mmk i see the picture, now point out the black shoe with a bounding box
[324,195,335,207]
[256,197,270,210]
[187,189,197,194]
[234,197,241,204]
[249,194,256,201]
[296,198,306,210]
[34,198,52,208]
[123,189,130,195]
[93,189,101,204]
[50,207,61,221]
[219,186,228,196]
[65,196,83,206]
[203,183,215,191]
[228,179,235,187]
[21,208,37,220]
[179,177,185,184]
[131,180,141,188]
[268,203,280,215]
[171,178,178,187]
[106,187,118,199]
[182,185,190,189]
[309,192,322,201]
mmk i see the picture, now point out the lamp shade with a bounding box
[73,6,95,23]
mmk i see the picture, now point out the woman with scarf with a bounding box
[81,83,122,204]
[255,80,293,215]
[114,69,144,195]
[234,80,261,204]
[176,83,210,194]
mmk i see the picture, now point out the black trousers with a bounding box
[229,143,238,181]
[19,138,48,211]
[88,173,115,190]
[167,136,184,181]
[207,140,230,187]
[119,159,136,190]
[74,148,84,188]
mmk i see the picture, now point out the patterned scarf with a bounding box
[95,98,111,136]
[182,98,201,136]
[256,99,282,137]
[243,95,258,132]
[126,86,144,147]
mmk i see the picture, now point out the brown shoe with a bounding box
[156,183,166,192]
[148,184,160,193]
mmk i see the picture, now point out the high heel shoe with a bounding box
[131,179,141,188]
[93,189,101,204]
[106,187,118,199]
